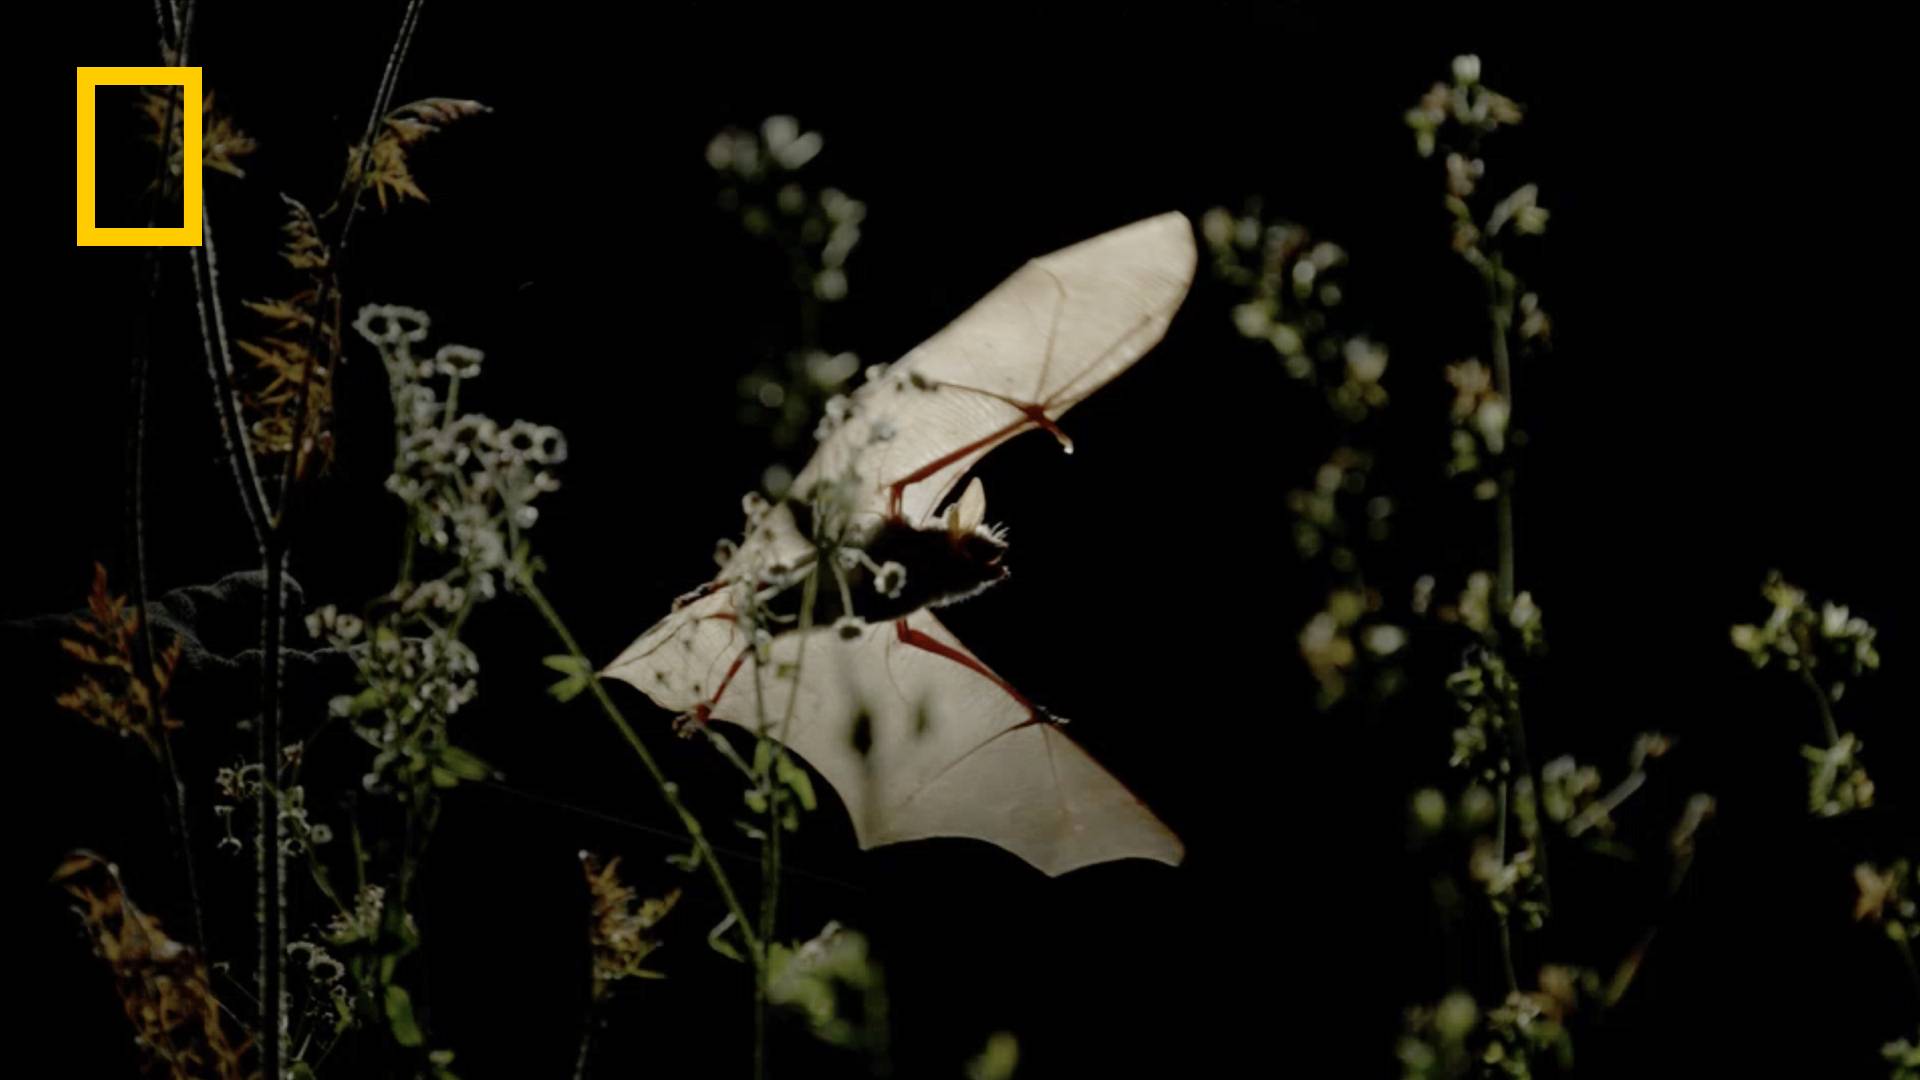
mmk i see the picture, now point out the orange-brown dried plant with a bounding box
[56,563,184,758]
[54,852,254,1080]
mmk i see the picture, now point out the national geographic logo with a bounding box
[75,67,202,246]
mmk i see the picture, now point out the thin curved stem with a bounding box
[129,0,207,964]
[1796,666,1842,747]
[518,574,762,963]
[191,203,271,546]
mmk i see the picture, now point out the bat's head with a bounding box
[925,477,1009,604]
[857,478,1009,616]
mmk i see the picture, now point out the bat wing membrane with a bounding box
[641,608,1181,876]
[793,212,1196,529]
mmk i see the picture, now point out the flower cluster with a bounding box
[1408,57,1551,510]
[708,117,868,462]
[1202,205,1387,421]
[1887,1034,1920,1080]
[1298,585,1405,707]
[328,622,486,795]
[1405,55,1524,157]
[359,303,565,594]
[317,304,561,794]
[1445,648,1522,774]
[1730,572,1881,817]
[285,937,350,1032]
[1205,204,1405,709]
[1730,571,1881,681]
[211,759,263,854]
[1397,966,1595,1079]
[707,116,861,303]
[768,922,886,1052]
[1430,571,1544,655]
[1287,447,1390,567]
[326,883,392,947]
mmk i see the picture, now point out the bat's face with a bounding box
[853,518,1008,620]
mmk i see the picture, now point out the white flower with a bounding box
[435,344,485,378]
[763,115,823,170]
[1362,624,1408,656]
[352,303,431,347]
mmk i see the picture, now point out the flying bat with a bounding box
[604,212,1195,876]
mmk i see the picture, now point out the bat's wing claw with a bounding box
[672,704,711,737]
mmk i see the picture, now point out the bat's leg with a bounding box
[892,618,1048,724]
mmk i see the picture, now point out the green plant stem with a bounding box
[192,202,271,544]
[1481,251,1517,614]
[1495,778,1519,995]
[573,999,603,1080]
[124,0,210,962]
[1796,666,1842,747]
[1603,844,1701,1008]
[754,563,819,1080]
[275,0,425,520]
[518,574,761,963]
[1483,252,1552,918]
[258,543,290,1079]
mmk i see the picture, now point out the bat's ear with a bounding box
[947,477,988,541]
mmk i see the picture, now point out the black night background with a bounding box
[18,3,1915,1077]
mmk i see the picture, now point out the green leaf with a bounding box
[385,984,425,1047]
[708,913,746,963]
[777,755,817,811]
[542,654,589,676]
[547,673,590,703]
[289,1064,317,1080]
[544,656,592,702]
[967,1031,1020,1080]
[438,745,492,782]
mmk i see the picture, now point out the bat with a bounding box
[604,212,1195,876]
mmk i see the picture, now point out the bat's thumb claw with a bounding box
[672,705,711,737]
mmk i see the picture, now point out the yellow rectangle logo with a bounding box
[76,66,202,247]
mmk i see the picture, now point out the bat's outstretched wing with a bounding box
[794,212,1196,529]
[606,605,1182,876]
[604,214,1194,874]
[603,498,812,706]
